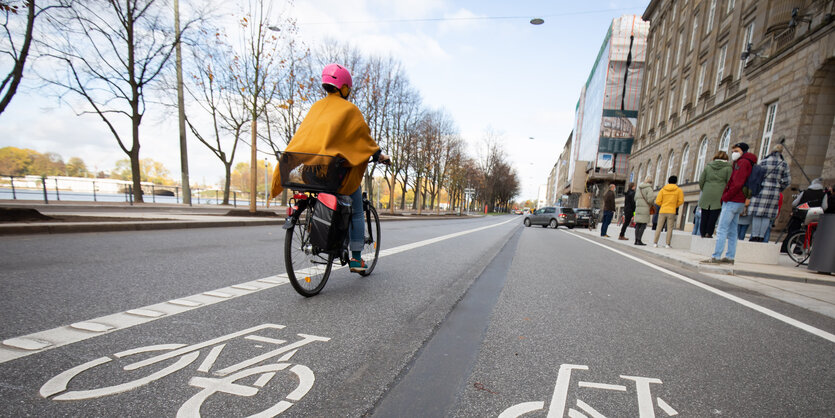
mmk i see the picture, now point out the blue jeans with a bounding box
[692,212,701,235]
[751,216,771,239]
[601,211,614,236]
[737,224,749,240]
[348,187,364,251]
[712,201,745,259]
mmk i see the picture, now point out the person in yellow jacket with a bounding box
[269,63,389,272]
[653,175,684,248]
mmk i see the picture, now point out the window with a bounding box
[697,63,706,100]
[655,62,660,87]
[664,49,670,77]
[679,143,691,182]
[680,77,689,112]
[739,22,755,78]
[715,44,727,91]
[655,156,664,188]
[666,151,676,181]
[706,0,716,34]
[718,126,731,152]
[668,90,676,119]
[760,102,779,158]
[675,32,684,66]
[695,136,709,178]
[690,12,699,50]
[637,163,644,183]
[649,104,655,128]
[727,0,735,13]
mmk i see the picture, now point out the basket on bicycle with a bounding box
[278,152,348,193]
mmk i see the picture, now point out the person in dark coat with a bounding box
[619,182,636,240]
[748,145,791,242]
[702,142,757,264]
[601,184,616,237]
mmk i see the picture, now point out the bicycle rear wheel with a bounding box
[358,205,381,276]
[285,205,333,296]
[786,231,811,265]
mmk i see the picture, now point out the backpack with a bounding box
[744,163,768,198]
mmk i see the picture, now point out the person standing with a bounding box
[601,184,616,237]
[653,176,684,248]
[692,205,702,235]
[748,145,791,242]
[698,151,731,238]
[633,177,655,245]
[702,143,757,264]
[619,182,636,240]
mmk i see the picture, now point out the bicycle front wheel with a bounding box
[358,205,381,276]
[786,231,811,265]
[285,205,333,297]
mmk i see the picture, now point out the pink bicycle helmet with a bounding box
[321,63,352,90]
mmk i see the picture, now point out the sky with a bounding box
[0,0,650,201]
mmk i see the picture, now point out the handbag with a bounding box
[640,187,655,215]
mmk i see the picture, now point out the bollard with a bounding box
[152,184,156,203]
[10,176,16,199]
[197,189,200,205]
[55,178,60,201]
[128,185,134,205]
[41,176,49,204]
[215,190,218,205]
[234,191,237,207]
[93,180,97,202]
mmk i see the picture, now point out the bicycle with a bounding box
[279,152,383,297]
[784,204,823,265]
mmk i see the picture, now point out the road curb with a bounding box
[0,220,284,235]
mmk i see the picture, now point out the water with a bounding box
[0,188,262,207]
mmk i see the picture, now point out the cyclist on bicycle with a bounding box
[269,63,389,272]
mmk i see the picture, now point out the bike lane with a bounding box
[0,216,522,417]
[451,227,835,417]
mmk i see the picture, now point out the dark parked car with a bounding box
[524,207,576,229]
[574,208,596,228]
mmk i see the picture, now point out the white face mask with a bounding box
[731,151,741,161]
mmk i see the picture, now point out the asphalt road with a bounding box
[0,215,834,417]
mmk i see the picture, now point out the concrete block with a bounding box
[690,236,780,264]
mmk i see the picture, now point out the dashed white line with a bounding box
[0,217,518,364]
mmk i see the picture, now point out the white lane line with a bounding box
[70,322,114,333]
[566,231,835,344]
[125,309,165,318]
[0,217,518,364]
[232,284,259,291]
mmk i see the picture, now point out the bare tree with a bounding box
[39,0,181,202]
[1,0,35,116]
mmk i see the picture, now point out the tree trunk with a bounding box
[0,1,35,116]
[223,162,232,204]
[389,172,396,215]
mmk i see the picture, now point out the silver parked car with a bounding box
[524,207,576,229]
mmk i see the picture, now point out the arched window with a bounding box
[694,136,709,178]
[636,163,643,184]
[718,126,731,152]
[655,156,663,188]
[679,143,691,182]
[666,151,676,181]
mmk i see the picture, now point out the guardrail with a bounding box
[0,175,265,207]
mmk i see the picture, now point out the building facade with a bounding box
[632,0,835,231]
[567,15,650,208]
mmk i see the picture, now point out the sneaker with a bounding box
[635,241,646,246]
[700,257,722,264]
[602,234,611,238]
[653,243,658,248]
[618,236,628,240]
[349,258,367,272]
[664,244,672,249]
[719,257,735,265]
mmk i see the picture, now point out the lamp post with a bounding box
[174,0,190,205]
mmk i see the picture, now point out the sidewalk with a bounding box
[571,225,835,320]
[0,201,475,235]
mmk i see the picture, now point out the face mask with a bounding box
[731,151,741,161]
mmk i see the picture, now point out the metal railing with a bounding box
[0,175,270,207]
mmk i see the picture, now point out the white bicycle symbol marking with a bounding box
[40,324,330,417]
[500,363,679,418]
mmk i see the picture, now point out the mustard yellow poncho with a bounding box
[270,93,380,197]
